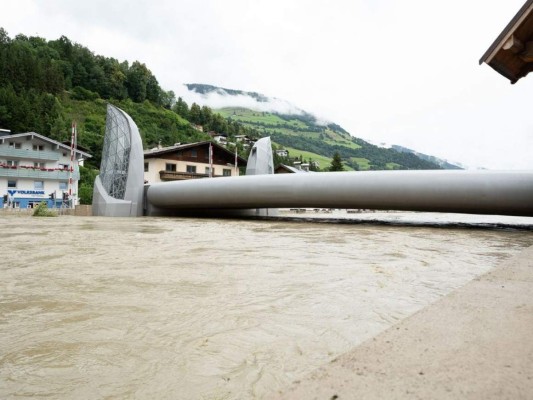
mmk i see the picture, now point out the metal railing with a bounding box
[159,171,211,181]
[159,171,232,181]
[0,166,79,180]
[0,147,60,161]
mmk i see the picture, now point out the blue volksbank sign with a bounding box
[7,190,45,196]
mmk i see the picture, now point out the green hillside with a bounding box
[282,146,346,171]
[214,106,440,171]
[59,96,210,168]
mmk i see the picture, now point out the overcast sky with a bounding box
[3,0,533,169]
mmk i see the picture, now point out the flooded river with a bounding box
[1,213,532,399]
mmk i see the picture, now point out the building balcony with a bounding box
[0,165,79,180]
[0,147,60,161]
[159,171,211,181]
[159,170,233,181]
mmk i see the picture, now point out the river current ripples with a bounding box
[1,213,532,399]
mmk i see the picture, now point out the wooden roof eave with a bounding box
[480,0,533,83]
[144,140,247,164]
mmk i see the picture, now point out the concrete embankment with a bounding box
[0,204,92,216]
[271,245,533,400]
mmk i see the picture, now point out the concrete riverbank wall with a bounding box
[271,245,533,399]
[0,204,92,216]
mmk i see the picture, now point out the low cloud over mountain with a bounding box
[176,83,307,116]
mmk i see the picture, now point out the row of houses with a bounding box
[0,129,314,209]
[209,132,320,173]
[210,132,255,149]
[274,148,320,172]
[0,130,250,209]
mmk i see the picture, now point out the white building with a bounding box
[235,135,255,149]
[211,134,228,145]
[275,149,289,157]
[0,131,91,208]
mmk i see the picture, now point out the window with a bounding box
[8,142,21,149]
[186,165,197,173]
[58,163,69,170]
[7,180,16,188]
[205,167,211,174]
[33,144,44,151]
[34,162,46,169]
[59,182,68,190]
[165,163,176,172]
[190,149,197,157]
[144,162,149,172]
[223,169,232,176]
[34,181,44,190]
[7,160,18,167]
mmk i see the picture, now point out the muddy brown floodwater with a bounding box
[1,214,532,399]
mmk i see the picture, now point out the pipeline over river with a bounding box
[91,108,533,218]
[147,170,533,217]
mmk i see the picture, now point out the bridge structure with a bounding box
[93,105,533,218]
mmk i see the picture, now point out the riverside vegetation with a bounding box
[0,29,443,204]
[32,202,57,217]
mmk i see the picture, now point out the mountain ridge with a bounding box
[185,83,458,171]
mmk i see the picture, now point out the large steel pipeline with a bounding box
[146,170,533,217]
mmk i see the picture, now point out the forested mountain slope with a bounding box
[0,30,254,168]
[187,84,446,171]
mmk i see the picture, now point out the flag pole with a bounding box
[235,147,238,176]
[68,121,77,208]
[209,143,213,178]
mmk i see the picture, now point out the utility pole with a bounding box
[209,142,213,178]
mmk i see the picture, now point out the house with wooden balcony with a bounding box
[0,131,91,208]
[143,141,247,183]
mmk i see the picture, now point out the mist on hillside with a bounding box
[175,84,306,116]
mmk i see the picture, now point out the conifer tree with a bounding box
[329,152,345,171]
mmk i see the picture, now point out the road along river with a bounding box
[1,214,532,399]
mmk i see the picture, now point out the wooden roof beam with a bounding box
[503,35,524,53]
[519,41,533,62]
[504,35,533,62]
